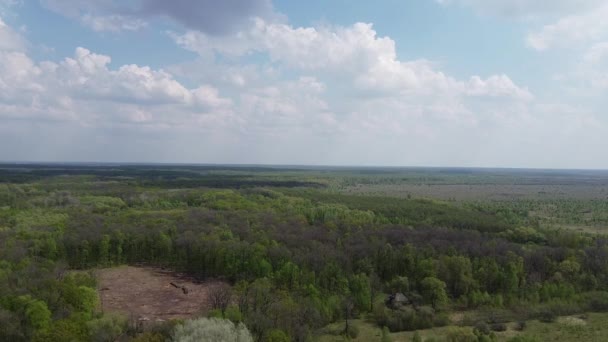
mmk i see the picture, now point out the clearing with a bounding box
[96,266,224,322]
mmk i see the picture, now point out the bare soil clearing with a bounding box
[96,266,224,322]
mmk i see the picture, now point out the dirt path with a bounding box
[97,266,224,322]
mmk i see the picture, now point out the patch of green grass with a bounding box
[503,313,608,342]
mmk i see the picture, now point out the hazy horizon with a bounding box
[3,160,608,173]
[1,1,607,168]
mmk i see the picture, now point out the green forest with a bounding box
[2,164,608,341]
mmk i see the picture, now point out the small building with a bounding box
[386,292,409,309]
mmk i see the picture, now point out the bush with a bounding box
[381,326,392,342]
[86,313,127,342]
[507,336,541,342]
[225,306,243,323]
[538,310,557,323]
[266,329,290,342]
[344,324,359,339]
[433,312,450,327]
[473,321,490,335]
[585,291,608,311]
[173,317,253,342]
[490,323,507,332]
[445,327,477,342]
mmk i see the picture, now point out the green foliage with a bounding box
[86,313,127,342]
[33,318,88,342]
[7,295,52,338]
[507,337,542,342]
[173,317,253,342]
[445,326,477,342]
[6,165,608,341]
[266,329,290,342]
[420,277,449,310]
[343,323,359,339]
[381,326,392,342]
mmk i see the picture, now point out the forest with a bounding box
[2,164,608,341]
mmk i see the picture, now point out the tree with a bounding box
[172,318,253,342]
[86,314,127,342]
[266,329,290,342]
[209,283,233,318]
[342,297,355,336]
[349,273,371,312]
[420,277,448,310]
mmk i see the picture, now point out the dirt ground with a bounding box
[96,266,224,322]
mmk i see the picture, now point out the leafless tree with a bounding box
[209,283,233,317]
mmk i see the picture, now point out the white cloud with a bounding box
[584,42,608,64]
[173,19,532,100]
[0,16,25,51]
[0,43,232,127]
[526,7,608,51]
[464,75,533,100]
[5,5,607,167]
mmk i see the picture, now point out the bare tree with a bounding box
[209,283,233,317]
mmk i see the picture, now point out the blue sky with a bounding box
[1,0,607,168]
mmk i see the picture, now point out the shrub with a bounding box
[86,313,127,342]
[343,324,359,339]
[507,336,541,342]
[473,321,490,335]
[538,310,557,323]
[445,327,477,342]
[586,291,608,311]
[225,306,243,323]
[266,329,290,342]
[381,326,392,342]
[490,323,507,332]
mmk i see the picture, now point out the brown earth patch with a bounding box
[96,266,225,322]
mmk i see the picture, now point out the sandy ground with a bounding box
[96,266,224,322]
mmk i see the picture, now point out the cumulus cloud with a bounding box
[7,4,605,167]
[526,5,608,51]
[0,22,232,126]
[0,16,25,51]
[172,20,532,100]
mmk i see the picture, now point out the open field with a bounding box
[97,266,224,322]
[319,313,608,341]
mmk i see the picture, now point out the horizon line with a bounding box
[1,160,608,173]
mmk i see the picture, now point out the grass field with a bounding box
[318,312,608,341]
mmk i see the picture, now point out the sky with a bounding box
[0,0,607,168]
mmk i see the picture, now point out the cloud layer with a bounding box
[0,2,607,167]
